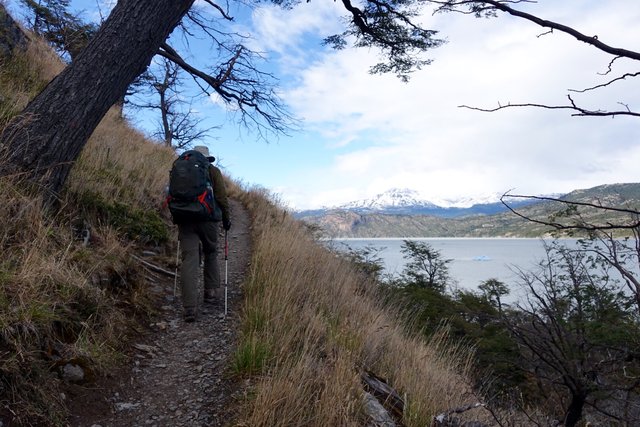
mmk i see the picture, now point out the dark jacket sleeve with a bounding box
[209,165,231,222]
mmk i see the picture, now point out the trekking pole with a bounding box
[173,240,180,297]
[224,230,229,317]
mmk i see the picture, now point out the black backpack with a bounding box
[167,150,222,223]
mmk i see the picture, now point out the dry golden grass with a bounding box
[67,108,176,210]
[0,172,146,424]
[0,34,176,423]
[0,33,64,120]
[233,187,489,426]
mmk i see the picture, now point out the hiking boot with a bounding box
[183,307,196,323]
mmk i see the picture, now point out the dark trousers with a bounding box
[178,221,220,309]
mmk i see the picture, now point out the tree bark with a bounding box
[0,0,194,195]
[564,392,587,427]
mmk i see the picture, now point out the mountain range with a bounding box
[297,188,548,219]
[295,183,640,238]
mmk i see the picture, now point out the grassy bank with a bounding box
[0,32,178,424]
[232,187,486,426]
[0,115,176,426]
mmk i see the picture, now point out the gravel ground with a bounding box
[67,199,251,427]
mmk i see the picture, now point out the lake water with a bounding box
[331,238,568,292]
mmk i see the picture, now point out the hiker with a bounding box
[168,145,231,322]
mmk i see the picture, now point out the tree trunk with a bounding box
[564,392,586,427]
[0,0,194,195]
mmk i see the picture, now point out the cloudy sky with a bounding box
[9,0,640,209]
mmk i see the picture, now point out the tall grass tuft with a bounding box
[233,187,486,426]
[0,171,144,424]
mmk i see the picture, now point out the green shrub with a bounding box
[77,190,169,244]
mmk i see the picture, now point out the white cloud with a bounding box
[242,1,345,72]
[257,0,640,209]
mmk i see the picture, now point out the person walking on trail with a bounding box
[167,145,231,323]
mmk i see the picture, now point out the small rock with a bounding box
[133,343,157,354]
[155,321,168,330]
[115,402,140,411]
[362,391,396,427]
[62,363,85,383]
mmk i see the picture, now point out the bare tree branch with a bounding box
[599,56,623,76]
[433,0,640,61]
[460,95,640,118]
[499,192,640,232]
[200,0,234,21]
[158,42,294,136]
[433,1,640,118]
[568,72,640,94]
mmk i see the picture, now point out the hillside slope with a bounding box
[300,183,640,238]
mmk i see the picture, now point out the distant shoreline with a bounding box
[324,236,579,241]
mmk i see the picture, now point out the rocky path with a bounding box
[67,199,251,427]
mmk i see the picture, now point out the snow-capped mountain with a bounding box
[338,188,439,211]
[433,193,506,208]
[297,188,541,219]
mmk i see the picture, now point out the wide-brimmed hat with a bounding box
[193,145,215,162]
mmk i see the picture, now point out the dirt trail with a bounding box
[67,199,251,427]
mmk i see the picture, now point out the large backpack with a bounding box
[167,150,222,223]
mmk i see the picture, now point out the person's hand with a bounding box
[223,218,231,230]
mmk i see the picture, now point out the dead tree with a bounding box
[129,58,213,149]
[506,244,640,426]
[501,191,640,312]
